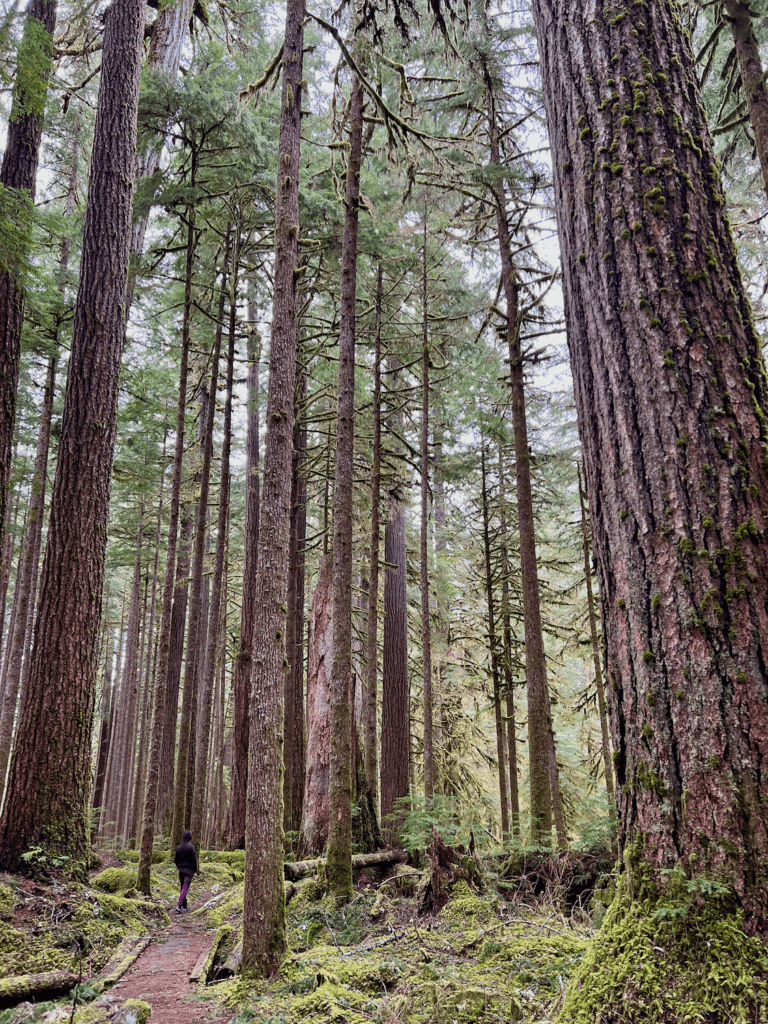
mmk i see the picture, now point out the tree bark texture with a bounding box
[229,297,260,850]
[0,0,146,871]
[0,0,57,560]
[242,0,304,973]
[327,69,364,902]
[532,0,768,922]
[298,556,332,857]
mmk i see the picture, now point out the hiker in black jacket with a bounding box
[174,830,198,913]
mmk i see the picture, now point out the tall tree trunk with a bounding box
[532,0,768,924]
[114,518,145,842]
[298,557,332,857]
[0,0,146,871]
[137,245,196,892]
[0,354,56,802]
[228,295,260,850]
[242,0,305,973]
[130,474,165,846]
[480,445,510,839]
[498,445,520,838]
[723,0,768,201]
[99,598,127,837]
[420,213,434,804]
[0,0,57,563]
[92,626,116,816]
[484,78,565,849]
[364,264,383,815]
[577,461,616,825]
[283,345,306,837]
[381,362,410,846]
[190,234,238,839]
[327,68,364,903]
[171,232,230,849]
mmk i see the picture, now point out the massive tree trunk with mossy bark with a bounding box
[0,0,146,872]
[242,0,304,975]
[531,0,768,929]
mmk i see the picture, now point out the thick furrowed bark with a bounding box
[531,0,768,923]
[0,0,146,871]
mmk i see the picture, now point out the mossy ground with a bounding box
[0,854,176,982]
[194,872,592,1023]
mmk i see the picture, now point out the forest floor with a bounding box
[0,847,610,1024]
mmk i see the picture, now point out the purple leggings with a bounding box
[178,872,193,908]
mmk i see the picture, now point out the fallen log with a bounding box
[0,971,79,1008]
[284,848,408,882]
[213,940,242,980]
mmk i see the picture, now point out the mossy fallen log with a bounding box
[284,849,408,882]
[191,924,232,985]
[0,970,79,1008]
[95,934,151,991]
[213,939,242,980]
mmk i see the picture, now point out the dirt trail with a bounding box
[109,891,230,1024]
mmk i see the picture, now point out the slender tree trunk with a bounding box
[114,518,145,842]
[228,296,260,850]
[0,354,56,801]
[298,557,332,857]
[171,232,231,850]
[420,213,434,804]
[284,346,306,836]
[723,0,768,201]
[577,462,616,824]
[127,574,151,843]
[0,0,146,870]
[484,80,565,848]
[130,473,165,845]
[498,445,520,838]
[92,630,115,815]
[327,69,364,903]
[99,598,127,837]
[532,0,768,923]
[243,0,305,970]
[137,258,195,893]
[190,234,238,839]
[480,445,510,839]
[0,0,58,562]
[381,362,410,846]
[364,264,383,815]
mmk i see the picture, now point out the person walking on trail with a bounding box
[174,829,198,913]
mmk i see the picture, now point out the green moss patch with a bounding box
[91,869,138,894]
[558,874,768,1024]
